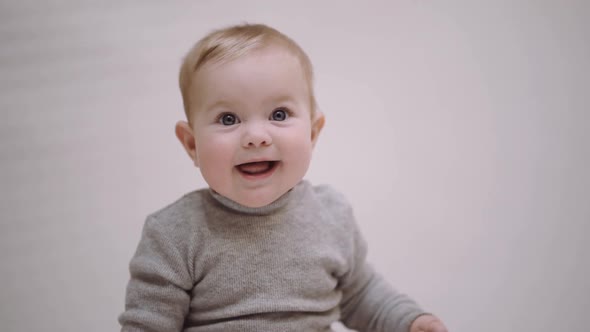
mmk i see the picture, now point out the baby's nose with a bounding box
[241,123,272,148]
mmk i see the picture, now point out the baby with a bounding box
[119,23,448,332]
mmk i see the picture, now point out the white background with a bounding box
[1,1,588,331]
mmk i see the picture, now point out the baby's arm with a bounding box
[340,263,426,332]
[338,220,427,332]
[119,215,194,331]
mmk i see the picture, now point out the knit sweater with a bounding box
[119,181,425,331]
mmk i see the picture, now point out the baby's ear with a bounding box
[310,112,325,148]
[175,121,199,167]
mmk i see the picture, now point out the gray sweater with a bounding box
[119,181,425,331]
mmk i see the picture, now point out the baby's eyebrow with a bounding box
[202,100,233,113]
[266,94,297,106]
[270,94,295,103]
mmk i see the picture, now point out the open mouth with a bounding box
[236,161,279,176]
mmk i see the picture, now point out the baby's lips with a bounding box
[236,161,278,174]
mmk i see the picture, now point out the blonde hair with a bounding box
[179,23,318,122]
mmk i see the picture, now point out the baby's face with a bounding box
[188,46,321,207]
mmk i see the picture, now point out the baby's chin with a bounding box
[231,192,284,208]
[214,186,289,208]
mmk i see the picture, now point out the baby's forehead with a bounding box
[180,30,317,121]
[202,43,304,72]
[198,51,307,92]
[193,47,309,93]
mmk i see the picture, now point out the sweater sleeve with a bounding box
[339,215,427,332]
[119,215,194,331]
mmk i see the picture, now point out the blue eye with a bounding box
[270,108,289,121]
[219,113,239,126]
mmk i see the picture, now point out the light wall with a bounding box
[1,1,588,331]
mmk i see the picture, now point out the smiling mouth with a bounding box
[236,161,279,176]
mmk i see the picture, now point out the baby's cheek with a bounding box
[288,142,314,172]
[197,144,233,185]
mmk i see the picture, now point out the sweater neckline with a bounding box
[207,180,308,216]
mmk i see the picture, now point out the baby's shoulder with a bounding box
[145,188,210,231]
[310,183,353,211]
[305,183,360,247]
[307,183,357,231]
